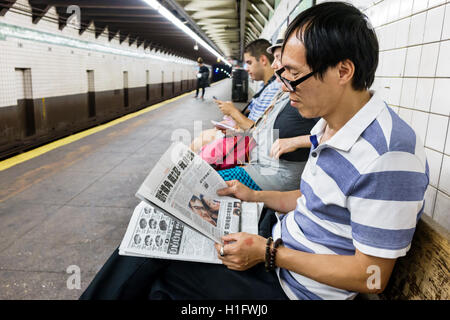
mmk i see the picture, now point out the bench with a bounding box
[359,215,449,300]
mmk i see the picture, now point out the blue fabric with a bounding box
[218,166,262,191]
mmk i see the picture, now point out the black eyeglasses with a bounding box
[276,67,316,92]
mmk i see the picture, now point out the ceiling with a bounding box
[174,0,276,61]
[0,0,276,63]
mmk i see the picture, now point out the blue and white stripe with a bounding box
[272,92,429,300]
[247,80,281,121]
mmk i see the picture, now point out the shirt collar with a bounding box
[310,91,385,152]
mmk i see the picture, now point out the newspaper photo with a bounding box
[119,142,264,264]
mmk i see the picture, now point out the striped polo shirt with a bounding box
[247,78,281,122]
[272,91,429,300]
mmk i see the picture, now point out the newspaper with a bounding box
[119,142,264,264]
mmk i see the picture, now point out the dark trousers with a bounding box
[79,209,288,300]
[195,81,206,98]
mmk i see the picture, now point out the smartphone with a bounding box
[211,120,236,132]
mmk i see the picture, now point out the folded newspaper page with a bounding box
[119,142,264,264]
[135,142,242,243]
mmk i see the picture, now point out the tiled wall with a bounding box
[0,0,198,108]
[263,0,450,231]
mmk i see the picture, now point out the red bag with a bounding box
[199,135,256,170]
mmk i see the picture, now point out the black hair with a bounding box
[244,39,274,63]
[188,195,201,209]
[200,195,219,214]
[282,1,379,91]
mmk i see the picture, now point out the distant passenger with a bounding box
[195,57,209,100]
[190,39,281,152]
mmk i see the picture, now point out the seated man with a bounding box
[80,2,429,300]
[190,39,281,153]
[216,34,317,191]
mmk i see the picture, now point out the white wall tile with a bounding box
[377,77,391,101]
[424,5,445,43]
[436,40,450,76]
[425,147,444,186]
[376,0,390,26]
[400,78,418,108]
[423,185,437,217]
[442,4,450,40]
[408,12,427,45]
[433,191,450,230]
[439,155,450,193]
[399,107,414,125]
[404,45,422,76]
[428,0,446,7]
[383,24,396,50]
[425,113,449,152]
[419,42,440,76]
[399,0,415,18]
[414,78,435,111]
[431,78,450,115]
[383,49,407,77]
[376,51,385,76]
[388,0,402,22]
[413,0,429,13]
[446,126,450,155]
[388,77,403,106]
[411,110,430,143]
[376,27,386,51]
[395,18,411,48]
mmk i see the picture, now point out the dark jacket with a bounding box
[197,66,209,88]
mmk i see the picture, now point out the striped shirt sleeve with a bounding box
[347,152,429,259]
[247,81,281,121]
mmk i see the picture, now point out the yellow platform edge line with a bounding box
[0,79,226,171]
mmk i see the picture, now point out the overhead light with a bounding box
[143,0,231,66]
[194,42,198,51]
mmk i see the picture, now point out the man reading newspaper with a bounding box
[80,2,428,300]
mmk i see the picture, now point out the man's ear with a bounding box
[337,59,355,86]
[258,54,269,66]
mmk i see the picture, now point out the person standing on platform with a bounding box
[195,57,209,100]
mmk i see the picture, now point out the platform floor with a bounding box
[0,79,247,299]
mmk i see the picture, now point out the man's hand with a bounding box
[217,180,256,202]
[215,100,238,116]
[270,138,299,159]
[215,233,266,271]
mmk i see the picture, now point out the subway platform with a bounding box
[0,79,243,299]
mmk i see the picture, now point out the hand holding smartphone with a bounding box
[211,120,237,132]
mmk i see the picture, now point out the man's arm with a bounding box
[215,234,396,294]
[217,180,300,213]
[276,247,396,294]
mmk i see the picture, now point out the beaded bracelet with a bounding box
[264,237,273,272]
[267,238,283,272]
